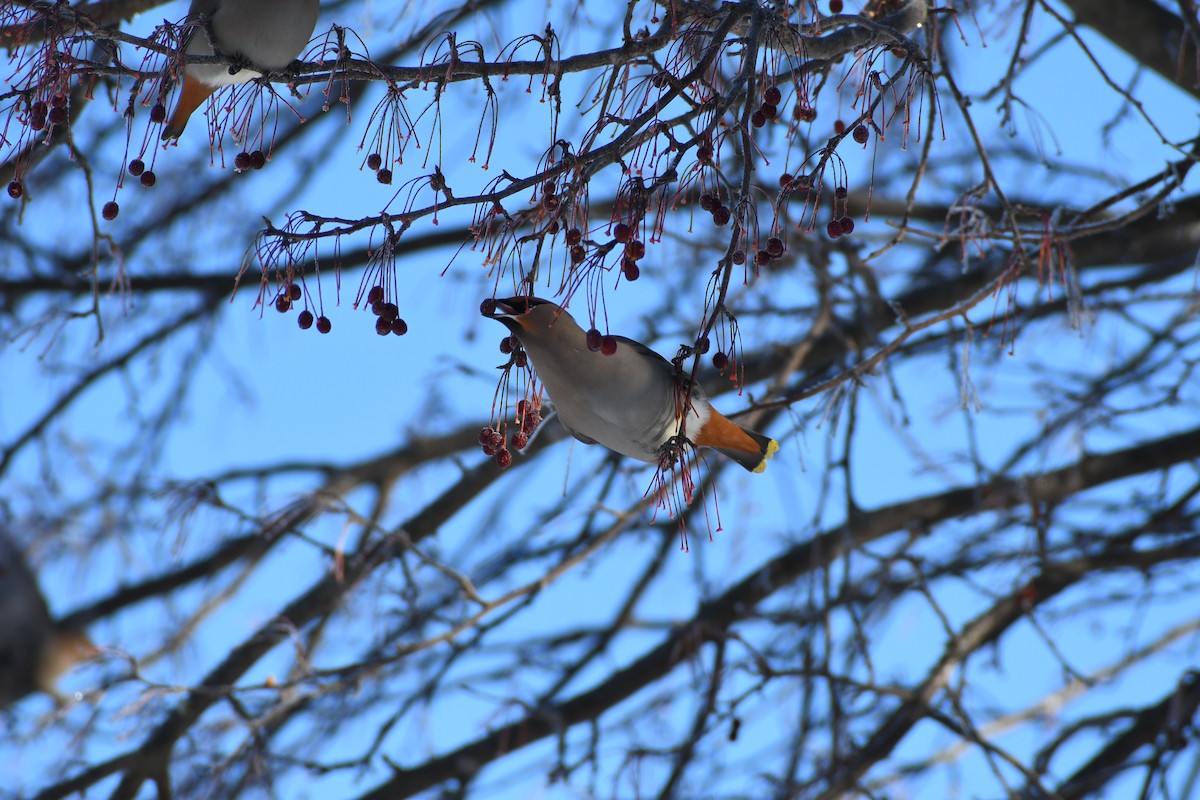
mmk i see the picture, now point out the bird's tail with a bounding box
[694,410,779,473]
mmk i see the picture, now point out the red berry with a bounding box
[600,335,617,356]
[375,317,391,335]
[316,316,332,333]
[48,106,67,126]
[380,302,399,322]
[713,352,729,370]
[391,318,408,335]
[626,240,646,260]
[288,284,302,301]
[234,152,252,171]
[495,449,513,468]
[514,351,528,367]
[500,337,513,354]
[623,261,640,281]
[367,285,384,305]
[751,109,766,128]
[833,119,846,134]
[853,124,869,144]
[712,206,731,226]
[696,144,713,163]
[370,300,384,316]
[102,201,119,220]
[830,0,843,12]
[298,310,314,329]
[480,298,496,316]
[586,328,602,351]
[542,180,556,195]
[128,159,145,177]
[565,227,582,245]
[250,151,266,170]
[761,103,777,120]
[512,431,529,450]
[479,427,495,446]
[276,296,292,313]
[764,85,782,105]
[150,103,166,123]
[140,171,157,188]
[827,219,842,238]
[377,168,393,185]
[570,244,586,263]
[779,173,794,188]
[613,222,632,242]
[366,153,382,170]
[839,216,855,234]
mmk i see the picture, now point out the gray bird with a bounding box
[484,297,778,472]
[163,0,321,140]
[0,531,96,707]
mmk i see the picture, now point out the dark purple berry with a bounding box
[375,317,391,335]
[586,328,602,352]
[764,85,782,105]
[840,216,855,234]
[8,181,22,199]
[713,352,729,370]
[298,310,314,329]
[102,201,119,220]
[316,316,332,333]
[250,150,266,170]
[377,168,393,185]
[288,284,302,301]
[766,237,784,257]
[140,171,157,188]
[234,152,252,171]
[276,296,291,313]
[150,103,166,123]
[128,159,145,177]
[367,153,382,170]
[853,124,869,144]
[391,318,408,335]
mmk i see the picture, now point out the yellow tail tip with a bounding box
[752,438,780,474]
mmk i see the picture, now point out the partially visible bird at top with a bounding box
[484,297,779,473]
[0,530,97,708]
[162,0,321,140]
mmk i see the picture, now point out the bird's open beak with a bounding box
[482,298,528,323]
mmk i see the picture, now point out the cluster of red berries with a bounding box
[479,399,542,468]
[127,158,157,187]
[27,94,68,132]
[691,335,731,372]
[234,151,268,171]
[827,185,855,239]
[365,285,407,336]
[498,334,528,367]
[542,181,561,212]
[274,283,332,333]
[566,226,586,264]
[585,327,620,356]
[365,153,392,185]
[751,85,782,128]
[793,103,817,123]
[612,222,645,281]
[698,192,731,226]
